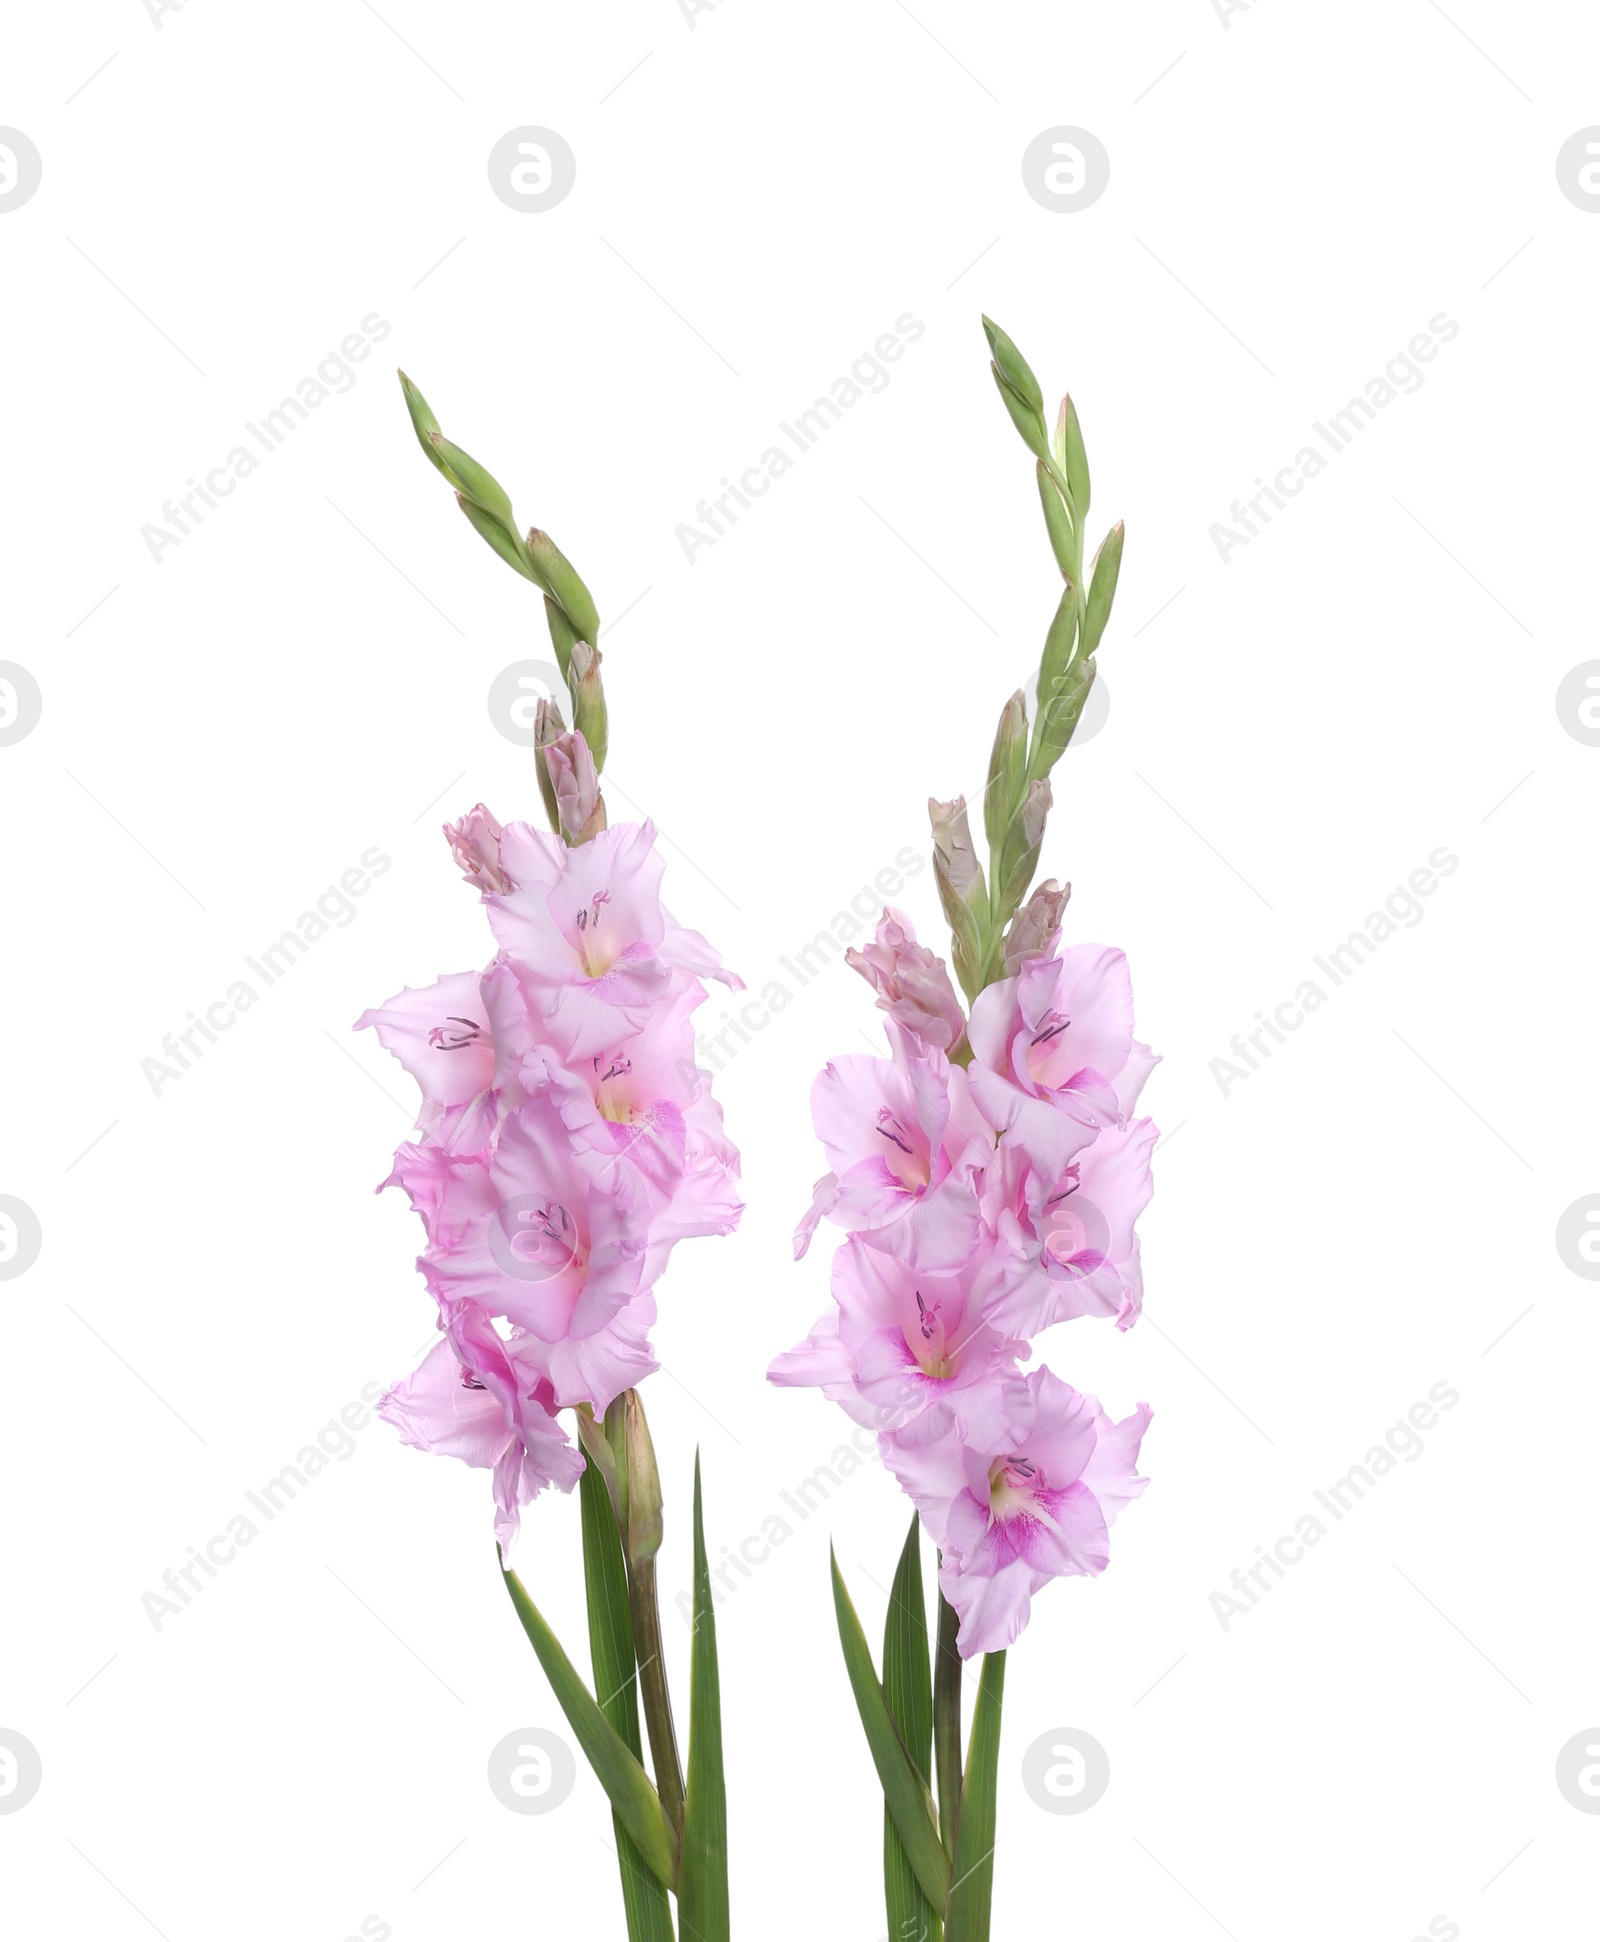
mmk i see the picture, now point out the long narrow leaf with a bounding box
[944,1651,1006,1942]
[883,1518,939,1942]
[500,1550,679,1892]
[933,1581,963,1859]
[677,1453,729,1942]
[831,1548,952,1913]
[579,1464,677,1942]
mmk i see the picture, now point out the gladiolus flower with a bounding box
[883,1368,1150,1656]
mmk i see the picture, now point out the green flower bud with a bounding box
[457,493,537,581]
[1055,395,1091,522]
[568,637,608,775]
[983,689,1029,857]
[998,776,1051,914]
[1035,462,1077,581]
[990,364,1052,465]
[398,370,450,479]
[1082,521,1124,658]
[526,529,600,650]
[432,435,516,537]
[543,595,580,683]
[622,1389,664,1572]
[981,317,1044,418]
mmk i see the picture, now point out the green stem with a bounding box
[933,1577,963,1858]
[945,1652,1006,1942]
[628,1551,685,1839]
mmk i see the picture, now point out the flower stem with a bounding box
[933,1574,963,1857]
[627,1550,685,1839]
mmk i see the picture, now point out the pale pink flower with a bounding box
[356,971,499,1151]
[981,1119,1157,1334]
[845,907,968,1055]
[883,1368,1151,1656]
[383,1097,655,1410]
[794,1023,994,1271]
[487,820,738,1059]
[966,938,1157,1174]
[378,1301,584,1552]
[769,1236,1030,1447]
[528,983,742,1240]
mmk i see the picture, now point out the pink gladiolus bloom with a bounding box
[883,1367,1151,1656]
[531,984,743,1240]
[966,938,1157,1174]
[378,1301,584,1552]
[487,819,738,1059]
[845,907,968,1055]
[356,971,499,1151]
[794,1023,991,1270]
[383,1097,656,1411]
[769,1236,1030,1447]
[982,1119,1157,1334]
[367,804,740,1529]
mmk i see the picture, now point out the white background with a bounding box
[2,2,1596,1938]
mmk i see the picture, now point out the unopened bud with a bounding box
[526,529,601,651]
[929,794,989,1001]
[622,1389,664,1572]
[1082,521,1124,659]
[1054,395,1090,521]
[534,697,566,835]
[545,729,606,844]
[1036,462,1077,582]
[1003,879,1070,975]
[981,317,1044,418]
[443,802,512,896]
[999,776,1052,911]
[845,907,968,1055]
[984,689,1029,856]
[568,638,609,775]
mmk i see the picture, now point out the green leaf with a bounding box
[678,1453,729,1942]
[933,1585,963,1859]
[500,1549,679,1893]
[579,1464,677,1942]
[883,1518,940,1942]
[944,1652,1006,1942]
[831,1548,952,1914]
[456,493,538,581]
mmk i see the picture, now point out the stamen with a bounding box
[428,1016,484,1051]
